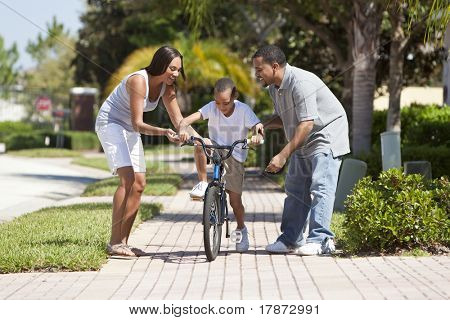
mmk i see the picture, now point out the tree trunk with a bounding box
[351,1,382,155]
[342,62,354,130]
[387,5,408,132]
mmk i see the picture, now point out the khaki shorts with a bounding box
[223,155,245,194]
[207,139,245,194]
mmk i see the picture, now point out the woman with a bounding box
[96,46,191,257]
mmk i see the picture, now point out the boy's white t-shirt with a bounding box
[199,100,260,163]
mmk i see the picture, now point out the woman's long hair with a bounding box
[143,46,186,81]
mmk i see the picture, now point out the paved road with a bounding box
[0,155,109,222]
[1,174,449,300]
[0,153,448,300]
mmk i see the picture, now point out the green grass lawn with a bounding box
[0,203,161,273]
[82,174,182,196]
[72,156,171,173]
[74,156,182,196]
[7,148,81,158]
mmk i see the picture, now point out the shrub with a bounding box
[343,169,450,254]
[371,104,450,147]
[5,132,46,150]
[4,130,99,151]
[0,121,33,142]
[353,144,449,179]
[65,131,99,150]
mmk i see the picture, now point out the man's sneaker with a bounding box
[296,238,335,256]
[189,181,208,200]
[322,238,336,254]
[265,240,293,254]
[232,226,249,253]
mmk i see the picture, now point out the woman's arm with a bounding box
[161,85,183,130]
[162,85,200,137]
[127,75,177,141]
[178,112,202,142]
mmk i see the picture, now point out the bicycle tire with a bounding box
[203,185,222,261]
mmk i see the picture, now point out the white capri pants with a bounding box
[96,123,146,175]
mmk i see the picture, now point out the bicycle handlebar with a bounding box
[181,136,264,162]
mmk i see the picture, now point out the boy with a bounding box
[178,77,264,252]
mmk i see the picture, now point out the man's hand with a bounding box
[265,153,287,174]
[165,128,180,143]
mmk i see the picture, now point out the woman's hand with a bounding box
[178,128,190,143]
[165,128,180,143]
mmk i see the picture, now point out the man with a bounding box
[252,45,350,255]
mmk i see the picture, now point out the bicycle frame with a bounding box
[182,136,249,236]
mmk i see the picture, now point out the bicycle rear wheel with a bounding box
[203,185,222,261]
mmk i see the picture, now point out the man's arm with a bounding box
[265,120,314,173]
[279,120,314,158]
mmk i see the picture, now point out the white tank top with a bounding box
[95,69,166,132]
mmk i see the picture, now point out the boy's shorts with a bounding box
[96,123,146,175]
[208,139,245,194]
[223,155,245,195]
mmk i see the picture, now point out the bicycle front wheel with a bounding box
[203,185,222,261]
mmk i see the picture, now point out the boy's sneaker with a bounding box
[189,181,208,200]
[265,240,293,254]
[232,226,249,253]
[296,238,335,256]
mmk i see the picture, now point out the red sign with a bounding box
[35,96,52,112]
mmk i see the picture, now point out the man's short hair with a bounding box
[252,45,286,66]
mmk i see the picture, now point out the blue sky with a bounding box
[0,0,85,70]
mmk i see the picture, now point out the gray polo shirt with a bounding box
[268,64,350,158]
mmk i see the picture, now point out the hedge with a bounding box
[343,169,449,254]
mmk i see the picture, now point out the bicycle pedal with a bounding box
[190,195,204,201]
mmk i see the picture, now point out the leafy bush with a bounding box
[353,144,449,179]
[401,103,450,147]
[65,131,99,150]
[343,169,450,254]
[0,121,33,142]
[5,132,46,150]
[4,130,99,151]
[371,104,449,147]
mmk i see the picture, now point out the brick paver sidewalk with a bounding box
[0,171,449,300]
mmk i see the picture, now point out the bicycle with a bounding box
[181,136,263,261]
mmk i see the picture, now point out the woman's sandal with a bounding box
[106,243,138,259]
[122,244,148,257]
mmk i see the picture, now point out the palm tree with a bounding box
[104,38,259,111]
[351,0,383,155]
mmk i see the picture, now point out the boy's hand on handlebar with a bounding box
[249,133,264,145]
[255,123,264,137]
